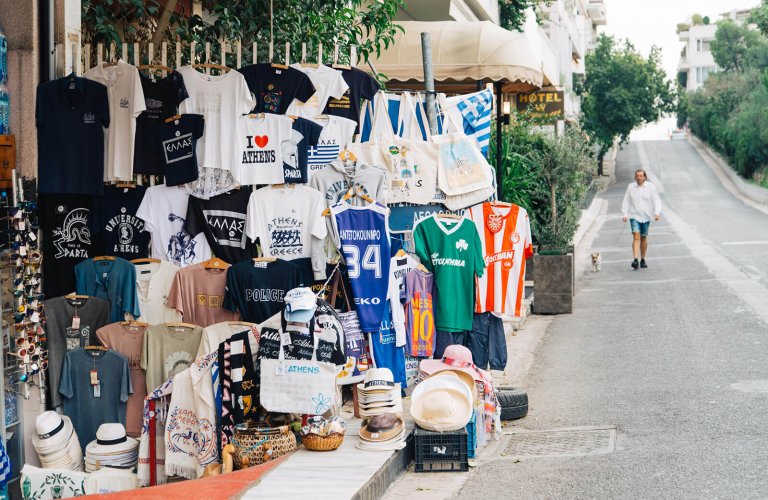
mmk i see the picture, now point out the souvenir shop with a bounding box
[0,27,535,499]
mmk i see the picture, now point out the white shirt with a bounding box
[196,321,259,359]
[306,115,357,180]
[389,253,418,347]
[84,61,146,182]
[621,181,662,223]
[246,185,327,260]
[231,113,293,185]
[135,260,182,324]
[136,184,212,267]
[287,64,348,118]
[177,66,255,171]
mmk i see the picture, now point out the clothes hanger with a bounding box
[165,114,182,123]
[339,148,357,163]
[331,44,351,70]
[130,257,161,265]
[65,293,90,300]
[121,320,148,328]
[164,322,198,330]
[247,112,266,119]
[201,257,230,270]
[322,186,373,216]
[191,63,231,73]
[92,255,117,261]
[435,213,462,220]
[227,321,257,327]
[395,249,407,258]
[271,183,296,189]
[253,257,277,263]
[84,345,109,351]
[138,63,173,73]
[416,263,430,273]
[115,181,136,189]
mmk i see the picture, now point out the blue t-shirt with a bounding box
[74,257,141,323]
[36,75,110,195]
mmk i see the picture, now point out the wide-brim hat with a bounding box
[358,414,405,442]
[32,412,75,451]
[411,374,473,432]
[39,432,83,470]
[356,368,397,393]
[85,423,139,457]
[420,345,488,383]
[427,370,477,399]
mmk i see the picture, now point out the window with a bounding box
[696,66,717,84]
[696,38,711,52]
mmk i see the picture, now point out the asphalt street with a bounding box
[457,139,768,499]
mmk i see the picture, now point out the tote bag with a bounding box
[326,267,370,382]
[260,331,338,415]
[433,108,494,196]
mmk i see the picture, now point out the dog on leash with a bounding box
[591,252,602,272]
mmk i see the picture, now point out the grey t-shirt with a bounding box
[44,296,111,408]
[140,324,203,393]
[59,348,132,450]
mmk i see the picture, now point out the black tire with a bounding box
[496,387,528,421]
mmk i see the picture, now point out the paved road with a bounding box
[457,140,768,499]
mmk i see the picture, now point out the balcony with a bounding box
[679,30,690,42]
[586,0,607,25]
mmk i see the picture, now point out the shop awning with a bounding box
[365,21,544,93]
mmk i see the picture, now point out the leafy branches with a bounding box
[499,0,550,32]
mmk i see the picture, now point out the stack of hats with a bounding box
[32,411,83,471]
[84,424,139,472]
[411,371,474,432]
[356,368,402,418]
[357,413,406,451]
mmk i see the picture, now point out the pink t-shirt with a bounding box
[167,264,239,327]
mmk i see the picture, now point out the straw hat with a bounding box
[420,345,486,383]
[411,372,473,432]
[358,413,405,443]
[85,423,139,471]
[32,412,73,451]
[356,368,397,393]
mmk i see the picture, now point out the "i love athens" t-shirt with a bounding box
[231,114,293,185]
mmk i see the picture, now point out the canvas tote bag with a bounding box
[433,109,494,196]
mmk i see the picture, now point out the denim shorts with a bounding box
[630,218,650,237]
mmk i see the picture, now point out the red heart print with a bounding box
[255,136,269,148]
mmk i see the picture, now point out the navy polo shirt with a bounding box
[36,76,110,195]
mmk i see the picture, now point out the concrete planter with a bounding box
[533,253,574,314]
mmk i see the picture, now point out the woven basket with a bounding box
[232,423,297,469]
[301,432,345,452]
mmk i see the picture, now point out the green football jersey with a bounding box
[414,216,485,332]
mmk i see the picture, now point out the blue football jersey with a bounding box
[331,201,391,332]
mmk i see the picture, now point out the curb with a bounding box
[353,435,415,500]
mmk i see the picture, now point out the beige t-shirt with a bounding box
[97,322,147,437]
[196,321,260,359]
[167,263,238,328]
[134,260,182,325]
[140,323,203,392]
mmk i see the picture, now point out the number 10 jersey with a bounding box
[330,201,391,332]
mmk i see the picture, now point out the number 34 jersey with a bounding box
[330,201,391,332]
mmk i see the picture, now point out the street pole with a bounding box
[421,32,438,135]
[495,82,503,201]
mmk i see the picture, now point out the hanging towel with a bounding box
[138,376,174,486]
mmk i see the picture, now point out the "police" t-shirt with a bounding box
[90,185,150,260]
[223,259,301,324]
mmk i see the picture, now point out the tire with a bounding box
[496,387,528,421]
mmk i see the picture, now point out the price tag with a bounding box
[17,220,25,231]
[30,311,40,323]
[280,331,291,346]
[28,231,37,242]
[93,384,101,398]
[71,315,80,330]
[89,370,99,386]
[19,245,26,256]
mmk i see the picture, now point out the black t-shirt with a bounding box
[146,113,204,186]
[237,63,315,114]
[36,76,110,195]
[283,117,323,184]
[89,185,150,260]
[134,71,189,174]
[40,194,94,298]
[223,258,301,323]
[323,68,379,133]
[185,188,256,264]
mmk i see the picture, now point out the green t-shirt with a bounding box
[414,216,485,332]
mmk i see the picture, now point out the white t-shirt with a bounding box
[136,184,212,267]
[177,66,254,171]
[134,259,182,325]
[389,253,418,347]
[306,115,357,180]
[196,321,259,359]
[286,64,348,118]
[231,113,293,185]
[83,61,146,182]
[246,185,327,260]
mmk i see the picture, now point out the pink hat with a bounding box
[419,345,486,382]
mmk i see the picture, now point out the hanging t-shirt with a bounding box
[96,322,148,437]
[323,67,380,133]
[59,348,131,450]
[306,115,357,179]
[146,114,205,186]
[136,184,212,267]
[185,188,256,264]
[468,202,534,318]
[237,63,315,114]
[133,260,182,325]
[404,268,436,357]
[89,185,150,260]
[39,194,94,298]
[141,323,202,392]
[389,253,418,347]
[223,259,301,324]
[134,71,189,175]
[413,216,485,332]
[74,257,141,323]
[167,263,238,328]
[83,61,146,182]
[36,76,109,195]
[368,310,406,387]
[286,63,348,118]
[309,160,388,208]
[245,185,326,260]
[231,113,293,185]
[44,295,111,409]
[177,65,255,171]
[282,117,322,184]
[197,321,258,359]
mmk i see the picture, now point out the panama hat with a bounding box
[411,372,473,432]
[32,411,74,451]
[85,423,139,471]
[356,368,397,393]
[358,413,405,442]
[420,345,488,383]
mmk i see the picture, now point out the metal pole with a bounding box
[421,33,438,135]
[495,82,503,201]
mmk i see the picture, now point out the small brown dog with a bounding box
[591,252,602,272]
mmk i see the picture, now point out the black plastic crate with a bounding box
[414,426,469,472]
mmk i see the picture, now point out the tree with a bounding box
[711,20,761,72]
[750,0,768,35]
[577,35,675,174]
[499,0,551,32]
[691,13,704,25]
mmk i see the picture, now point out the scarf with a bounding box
[440,356,500,436]
[164,352,218,480]
[138,376,174,486]
[0,441,10,488]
